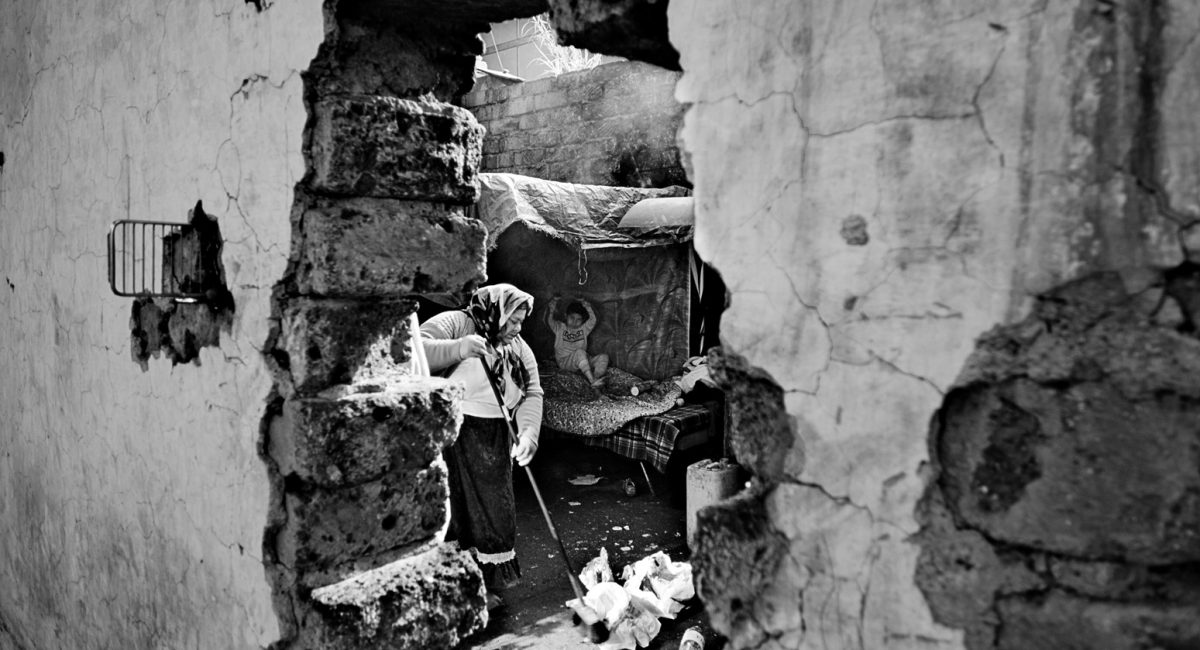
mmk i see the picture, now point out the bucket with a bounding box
[685,458,741,548]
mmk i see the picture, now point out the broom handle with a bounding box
[479,356,589,604]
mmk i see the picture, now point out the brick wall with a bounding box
[461,60,688,188]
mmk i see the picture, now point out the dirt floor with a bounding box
[465,431,729,650]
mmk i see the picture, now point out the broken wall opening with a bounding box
[121,200,236,369]
[456,12,791,644]
[255,0,769,647]
[257,1,507,647]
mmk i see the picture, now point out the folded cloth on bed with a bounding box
[582,403,715,472]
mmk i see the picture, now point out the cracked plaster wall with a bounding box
[670,1,1200,648]
[0,0,324,647]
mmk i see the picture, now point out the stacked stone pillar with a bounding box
[259,14,491,649]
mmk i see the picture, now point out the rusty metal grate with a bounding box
[107,220,209,299]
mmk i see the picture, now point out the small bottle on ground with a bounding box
[680,626,705,650]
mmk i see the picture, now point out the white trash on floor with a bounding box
[565,549,695,650]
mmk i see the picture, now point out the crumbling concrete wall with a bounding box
[671,0,1200,648]
[461,60,687,187]
[257,7,507,648]
[0,1,325,648]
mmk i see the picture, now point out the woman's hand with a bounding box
[511,431,538,466]
[456,334,488,360]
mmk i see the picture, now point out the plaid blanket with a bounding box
[581,403,716,473]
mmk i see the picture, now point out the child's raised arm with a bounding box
[544,296,561,328]
[580,299,597,329]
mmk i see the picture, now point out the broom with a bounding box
[478,355,610,644]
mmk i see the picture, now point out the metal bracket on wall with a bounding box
[107,220,210,301]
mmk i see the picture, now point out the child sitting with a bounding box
[546,297,609,387]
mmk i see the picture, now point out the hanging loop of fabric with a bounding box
[577,246,589,285]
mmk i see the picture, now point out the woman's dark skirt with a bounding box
[444,414,520,591]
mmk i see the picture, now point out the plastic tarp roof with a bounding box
[476,173,692,250]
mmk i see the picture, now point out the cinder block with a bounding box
[297,544,486,650]
[517,113,538,131]
[507,95,535,115]
[490,116,521,134]
[268,377,463,487]
[481,136,503,155]
[533,91,568,111]
[460,89,486,108]
[533,129,561,148]
[296,198,486,298]
[276,460,450,578]
[278,298,419,393]
[565,81,604,104]
[310,96,483,203]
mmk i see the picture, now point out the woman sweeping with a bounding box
[419,283,542,610]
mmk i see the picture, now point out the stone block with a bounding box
[481,136,503,155]
[278,298,419,393]
[935,274,1200,564]
[507,95,535,116]
[276,460,449,578]
[692,491,791,646]
[938,378,1200,564]
[268,378,462,488]
[533,91,568,111]
[996,592,1200,650]
[489,115,521,135]
[295,198,485,298]
[310,95,483,203]
[298,544,486,650]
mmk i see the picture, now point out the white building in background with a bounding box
[478,16,618,81]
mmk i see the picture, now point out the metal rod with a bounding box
[140,222,145,294]
[639,461,657,497]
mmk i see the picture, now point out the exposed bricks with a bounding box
[461,60,687,187]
